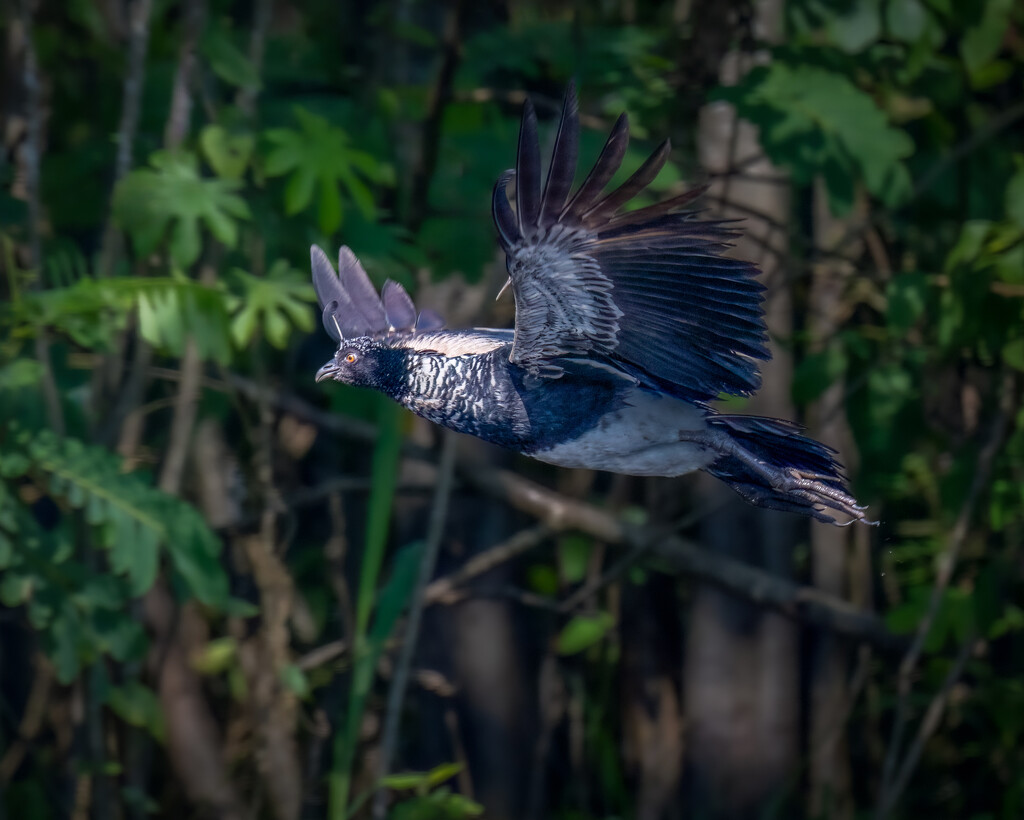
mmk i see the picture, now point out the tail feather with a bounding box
[706,414,873,525]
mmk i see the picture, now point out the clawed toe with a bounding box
[783,476,876,526]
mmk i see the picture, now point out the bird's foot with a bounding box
[770,467,877,526]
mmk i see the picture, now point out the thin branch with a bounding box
[406,0,466,232]
[876,635,976,820]
[465,468,907,654]
[16,0,64,437]
[0,654,53,783]
[235,0,272,117]
[158,261,214,493]
[373,431,459,819]
[558,541,649,614]
[297,640,348,672]
[230,383,903,651]
[98,0,154,277]
[877,372,1016,814]
[424,525,552,605]
[164,0,205,150]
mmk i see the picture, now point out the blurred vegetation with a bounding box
[0,1,1022,819]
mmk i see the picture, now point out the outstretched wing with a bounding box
[492,83,770,402]
[310,245,445,341]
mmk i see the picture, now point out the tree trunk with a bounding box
[805,177,864,819]
[684,1,799,816]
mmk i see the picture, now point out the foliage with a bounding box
[0,425,232,682]
[715,60,914,213]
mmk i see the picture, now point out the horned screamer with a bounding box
[312,84,872,525]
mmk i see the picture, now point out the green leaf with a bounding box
[826,0,881,52]
[369,542,424,648]
[280,663,310,699]
[886,272,929,332]
[557,534,591,585]
[200,125,254,181]
[263,107,389,234]
[961,0,1013,78]
[200,26,261,89]
[1003,338,1024,372]
[330,399,406,816]
[107,514,159,596]
[425,762,463,789]
[192,637,238,675]
[0,359,43,390]
[106,681,166,742]
[50,603,84,682]
[1006,159,1024,228]
[556,611,615,655]
[381,771,432,790]
[11,430,231,609]
[793,345,847,405]
[886,0,929,42]
[112,151,251,267]
[945,220,993,272]
[229,260,316,349]
[526,564,559,597]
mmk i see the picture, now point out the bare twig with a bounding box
[164,0,205,149]
[877,373,1016,816]
[373,431,459,819]
[15,0,64,437]
[235,0,272,117]
[407,0,466,231]
[98,0,153,277]
[558,541,649,614]
[465,469,906,653]
[876,635,976,820]
[0,654,53,783]
[225,382,903,651]
[297,640,348,672]
[158,260,214,493]
[424,525,552,605]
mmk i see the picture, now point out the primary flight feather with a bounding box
[312,83,871,525]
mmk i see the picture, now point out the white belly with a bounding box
[532,391,714,477]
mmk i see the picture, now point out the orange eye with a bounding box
[345,353,357,363]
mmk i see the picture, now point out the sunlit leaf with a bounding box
[200,125,254,181]
[715,62,914,211]
[263,107,390,234]
[229,259,316,349]
[557,611,615,655]
[112,150,251,267]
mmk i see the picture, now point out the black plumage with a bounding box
[312,83,872,525]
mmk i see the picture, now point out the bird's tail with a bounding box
[705,414,874,525]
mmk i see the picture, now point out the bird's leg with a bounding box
[677,427,875,525]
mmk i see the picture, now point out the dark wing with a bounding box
[492,83,769,402]
[310,245,444,341]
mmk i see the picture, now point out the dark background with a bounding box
[1,1,1023,818]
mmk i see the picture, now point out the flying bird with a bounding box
[312,85,871,525]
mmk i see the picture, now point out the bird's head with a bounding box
[315,337,404,393]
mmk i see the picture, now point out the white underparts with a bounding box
[533,390,715,476]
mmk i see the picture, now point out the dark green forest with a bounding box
[1,0,1023,818]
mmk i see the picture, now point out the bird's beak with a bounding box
[315,361,340,383]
